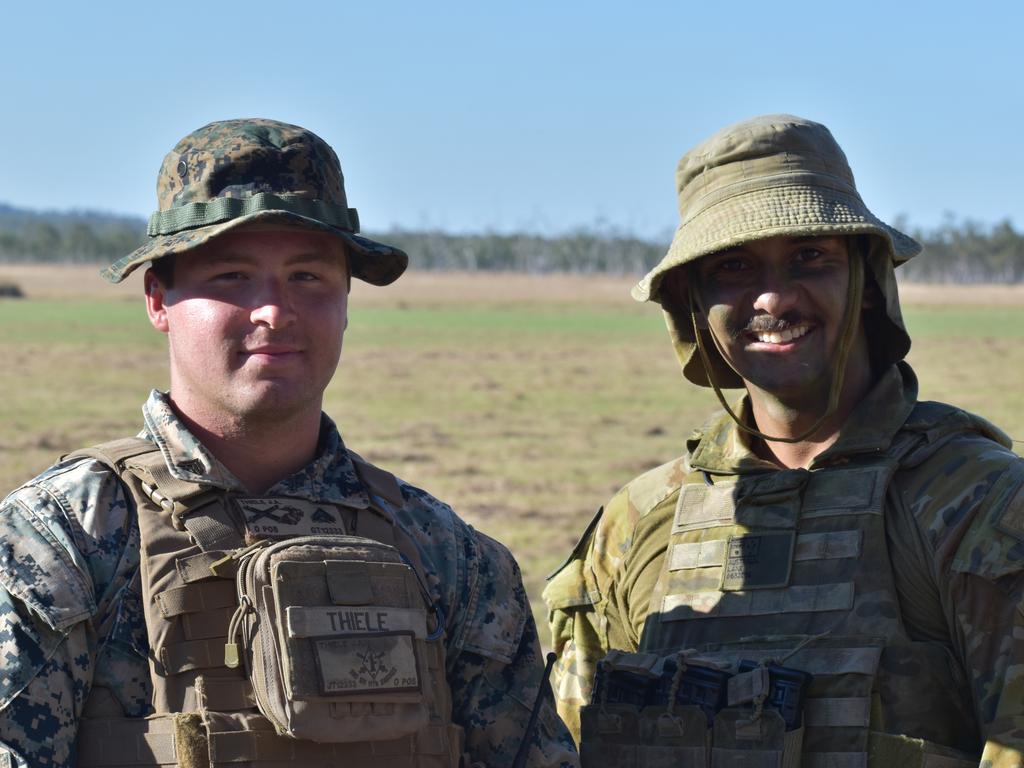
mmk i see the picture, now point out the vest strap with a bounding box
[156,580,236,618]
[177,550,234,582]
[804,697,872,728]
[178,498,244,552]
[160,637,227,674]
[662,582,855,621]
[804,753,867,768]
[76,715,180,767]
[64,436,156,465]
[196,675,257,712]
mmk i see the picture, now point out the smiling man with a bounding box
[544,115,1024,767]
[0,119,576,768]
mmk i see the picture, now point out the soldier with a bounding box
[0,119,577,768]
[544,114,1024,767]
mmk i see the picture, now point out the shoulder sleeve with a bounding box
[452,529,528,663]
[0,483,101,768]
[900,435,1024,763]
[450,526,577,767]
[543,457,685,744]
[0,489,95,638]
[901,433,1024,581]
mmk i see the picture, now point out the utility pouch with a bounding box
[711,708,797,768]
[231,535,438,743]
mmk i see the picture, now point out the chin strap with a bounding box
[689,252,864,445]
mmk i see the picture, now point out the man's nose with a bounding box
[752,272,800,317]
[249,280,297,329]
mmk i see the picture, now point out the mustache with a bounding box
[724,313,814,338]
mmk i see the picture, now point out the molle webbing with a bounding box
[77,713,461,768]
[624,407,987,765]
[73,438,462,768]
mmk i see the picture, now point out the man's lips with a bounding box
[241,345,303,360]
[744,323,814,348]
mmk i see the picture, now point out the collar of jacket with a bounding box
[138,389,372,509]
[687,362,919,475]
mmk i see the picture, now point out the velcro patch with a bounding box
[287,605,427,639]
[314,633,420,695]
[720,531,796,591]
[235,498,347,539]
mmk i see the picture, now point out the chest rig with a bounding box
[70,438,463,768]
[582,405,983,768]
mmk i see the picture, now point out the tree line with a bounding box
[1,203,1021,282]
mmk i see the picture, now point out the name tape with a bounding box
[287,605,428,639]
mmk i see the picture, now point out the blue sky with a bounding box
[1,1,1020,240]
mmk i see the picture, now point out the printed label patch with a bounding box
[720,531,796,591]
[288,605,427,639]
[236,498,347,539]
[314,633,420,695]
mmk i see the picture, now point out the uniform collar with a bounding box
[140,390,371,508]
[687,363,919,475]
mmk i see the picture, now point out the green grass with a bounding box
[3,289,1023,639]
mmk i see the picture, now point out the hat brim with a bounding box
[101,209,408,286]
[632,183,920,303]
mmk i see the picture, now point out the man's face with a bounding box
[145,226,349,426]
[687,235,867,400]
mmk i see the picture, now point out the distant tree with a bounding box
[0,202,1022,282]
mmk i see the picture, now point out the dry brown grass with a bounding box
[6,262,1022,306]
[2,264,1023,640]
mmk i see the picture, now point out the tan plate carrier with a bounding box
[70,438,464,768]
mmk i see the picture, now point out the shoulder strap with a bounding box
[64,436,157,468]
[68,438,235,551]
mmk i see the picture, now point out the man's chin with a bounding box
[229,385,323,424]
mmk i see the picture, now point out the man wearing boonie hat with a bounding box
[0,119,577,768]
[544,115,1024,766]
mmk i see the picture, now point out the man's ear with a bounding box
[144,269,170,334]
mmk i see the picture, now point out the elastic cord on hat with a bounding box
[688,249,865,444]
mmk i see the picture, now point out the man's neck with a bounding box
[746,366,874,470]
[169,398,323,494]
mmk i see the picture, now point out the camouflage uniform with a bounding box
[0,391,576,767]
[545,115,1024,767]
[546,364,1024,765]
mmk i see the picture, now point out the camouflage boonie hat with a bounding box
[103,118,408,285]
[635,114,922,388]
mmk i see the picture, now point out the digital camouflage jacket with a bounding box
[0,391,577,768]
[544,363,1024,767]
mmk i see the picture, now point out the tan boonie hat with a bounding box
[636,114,922,387]
[103,118,408,285]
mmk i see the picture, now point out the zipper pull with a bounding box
[209,539,271,578]
[224,595,253,669]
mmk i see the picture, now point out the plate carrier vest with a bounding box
[579,402,993,768]
[69,438,464,768]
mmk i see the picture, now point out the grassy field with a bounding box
[2,264,1023,638]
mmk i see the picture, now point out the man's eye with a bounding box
[716,258,748,272]
[793,248,823,264]
[213,271,246,281]
[292,271,320,282]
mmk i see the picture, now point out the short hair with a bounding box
[148,255,175,289]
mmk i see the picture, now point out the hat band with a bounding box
[679,171,860,225]
[147,192,360,237]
